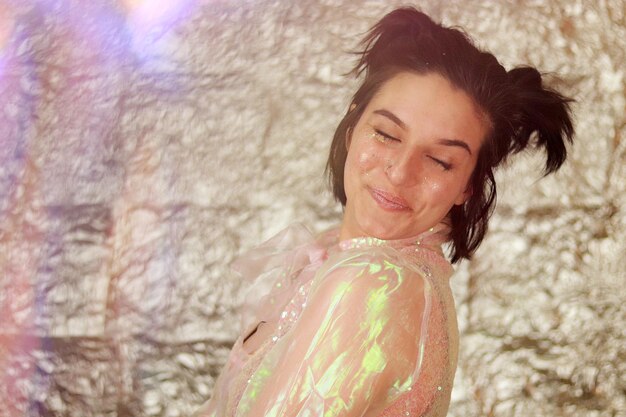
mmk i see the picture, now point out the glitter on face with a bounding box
[340,72,487,242]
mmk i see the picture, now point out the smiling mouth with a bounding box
[369,187,411,211]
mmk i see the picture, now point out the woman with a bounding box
[195,7,574,417]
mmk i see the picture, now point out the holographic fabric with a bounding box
[193,223,458,417]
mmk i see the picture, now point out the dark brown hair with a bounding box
[325,7,574,262]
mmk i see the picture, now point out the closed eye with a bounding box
[373,129,399,143]
[428,156,452,170]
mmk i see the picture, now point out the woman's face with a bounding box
[340,71,489,241]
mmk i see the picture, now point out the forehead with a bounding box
[365,71,491,149]
[370,71,486,121]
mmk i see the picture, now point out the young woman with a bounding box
[195,7,574,417]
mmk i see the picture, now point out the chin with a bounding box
[359,218,406,240]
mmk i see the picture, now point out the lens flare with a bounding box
[122,0,196,33]
[120,0,198,62]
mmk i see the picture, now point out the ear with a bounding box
[454,184,472,206]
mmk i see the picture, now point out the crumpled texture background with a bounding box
[0,0,624,416]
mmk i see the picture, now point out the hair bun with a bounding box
[507,66,543,88]
[507,67,575,174]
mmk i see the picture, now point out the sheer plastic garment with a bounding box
[193,223,458,417]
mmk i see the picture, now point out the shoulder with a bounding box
[319,245,446,285]
[311,247,430,310]
[310,246,457,335]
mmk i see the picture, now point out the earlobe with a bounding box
[454,186,472,206]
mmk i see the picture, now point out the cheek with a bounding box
[354,143,381,173]
[344,143,381,194]
[423,177,462,204]
[425,180,448,201]
[358,150,379,173]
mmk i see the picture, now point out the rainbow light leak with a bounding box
[0,0,200,412]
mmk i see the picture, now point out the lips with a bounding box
[369,187,411,211]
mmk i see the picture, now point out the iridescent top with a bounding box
[193,222,458,417]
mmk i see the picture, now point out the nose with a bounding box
[385,151,420,187]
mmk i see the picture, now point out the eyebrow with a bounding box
[373,109,407,130]
[437,138,473,155]
[373,108,473,155]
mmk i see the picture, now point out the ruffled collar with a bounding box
[234,222,452,338]
[316,221,451,253]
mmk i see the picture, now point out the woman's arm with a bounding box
[236,254,431,417]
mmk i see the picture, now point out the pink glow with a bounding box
[0,3,15,76]
[122,0,197,32]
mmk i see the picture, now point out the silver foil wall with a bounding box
[0,0,624,416]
